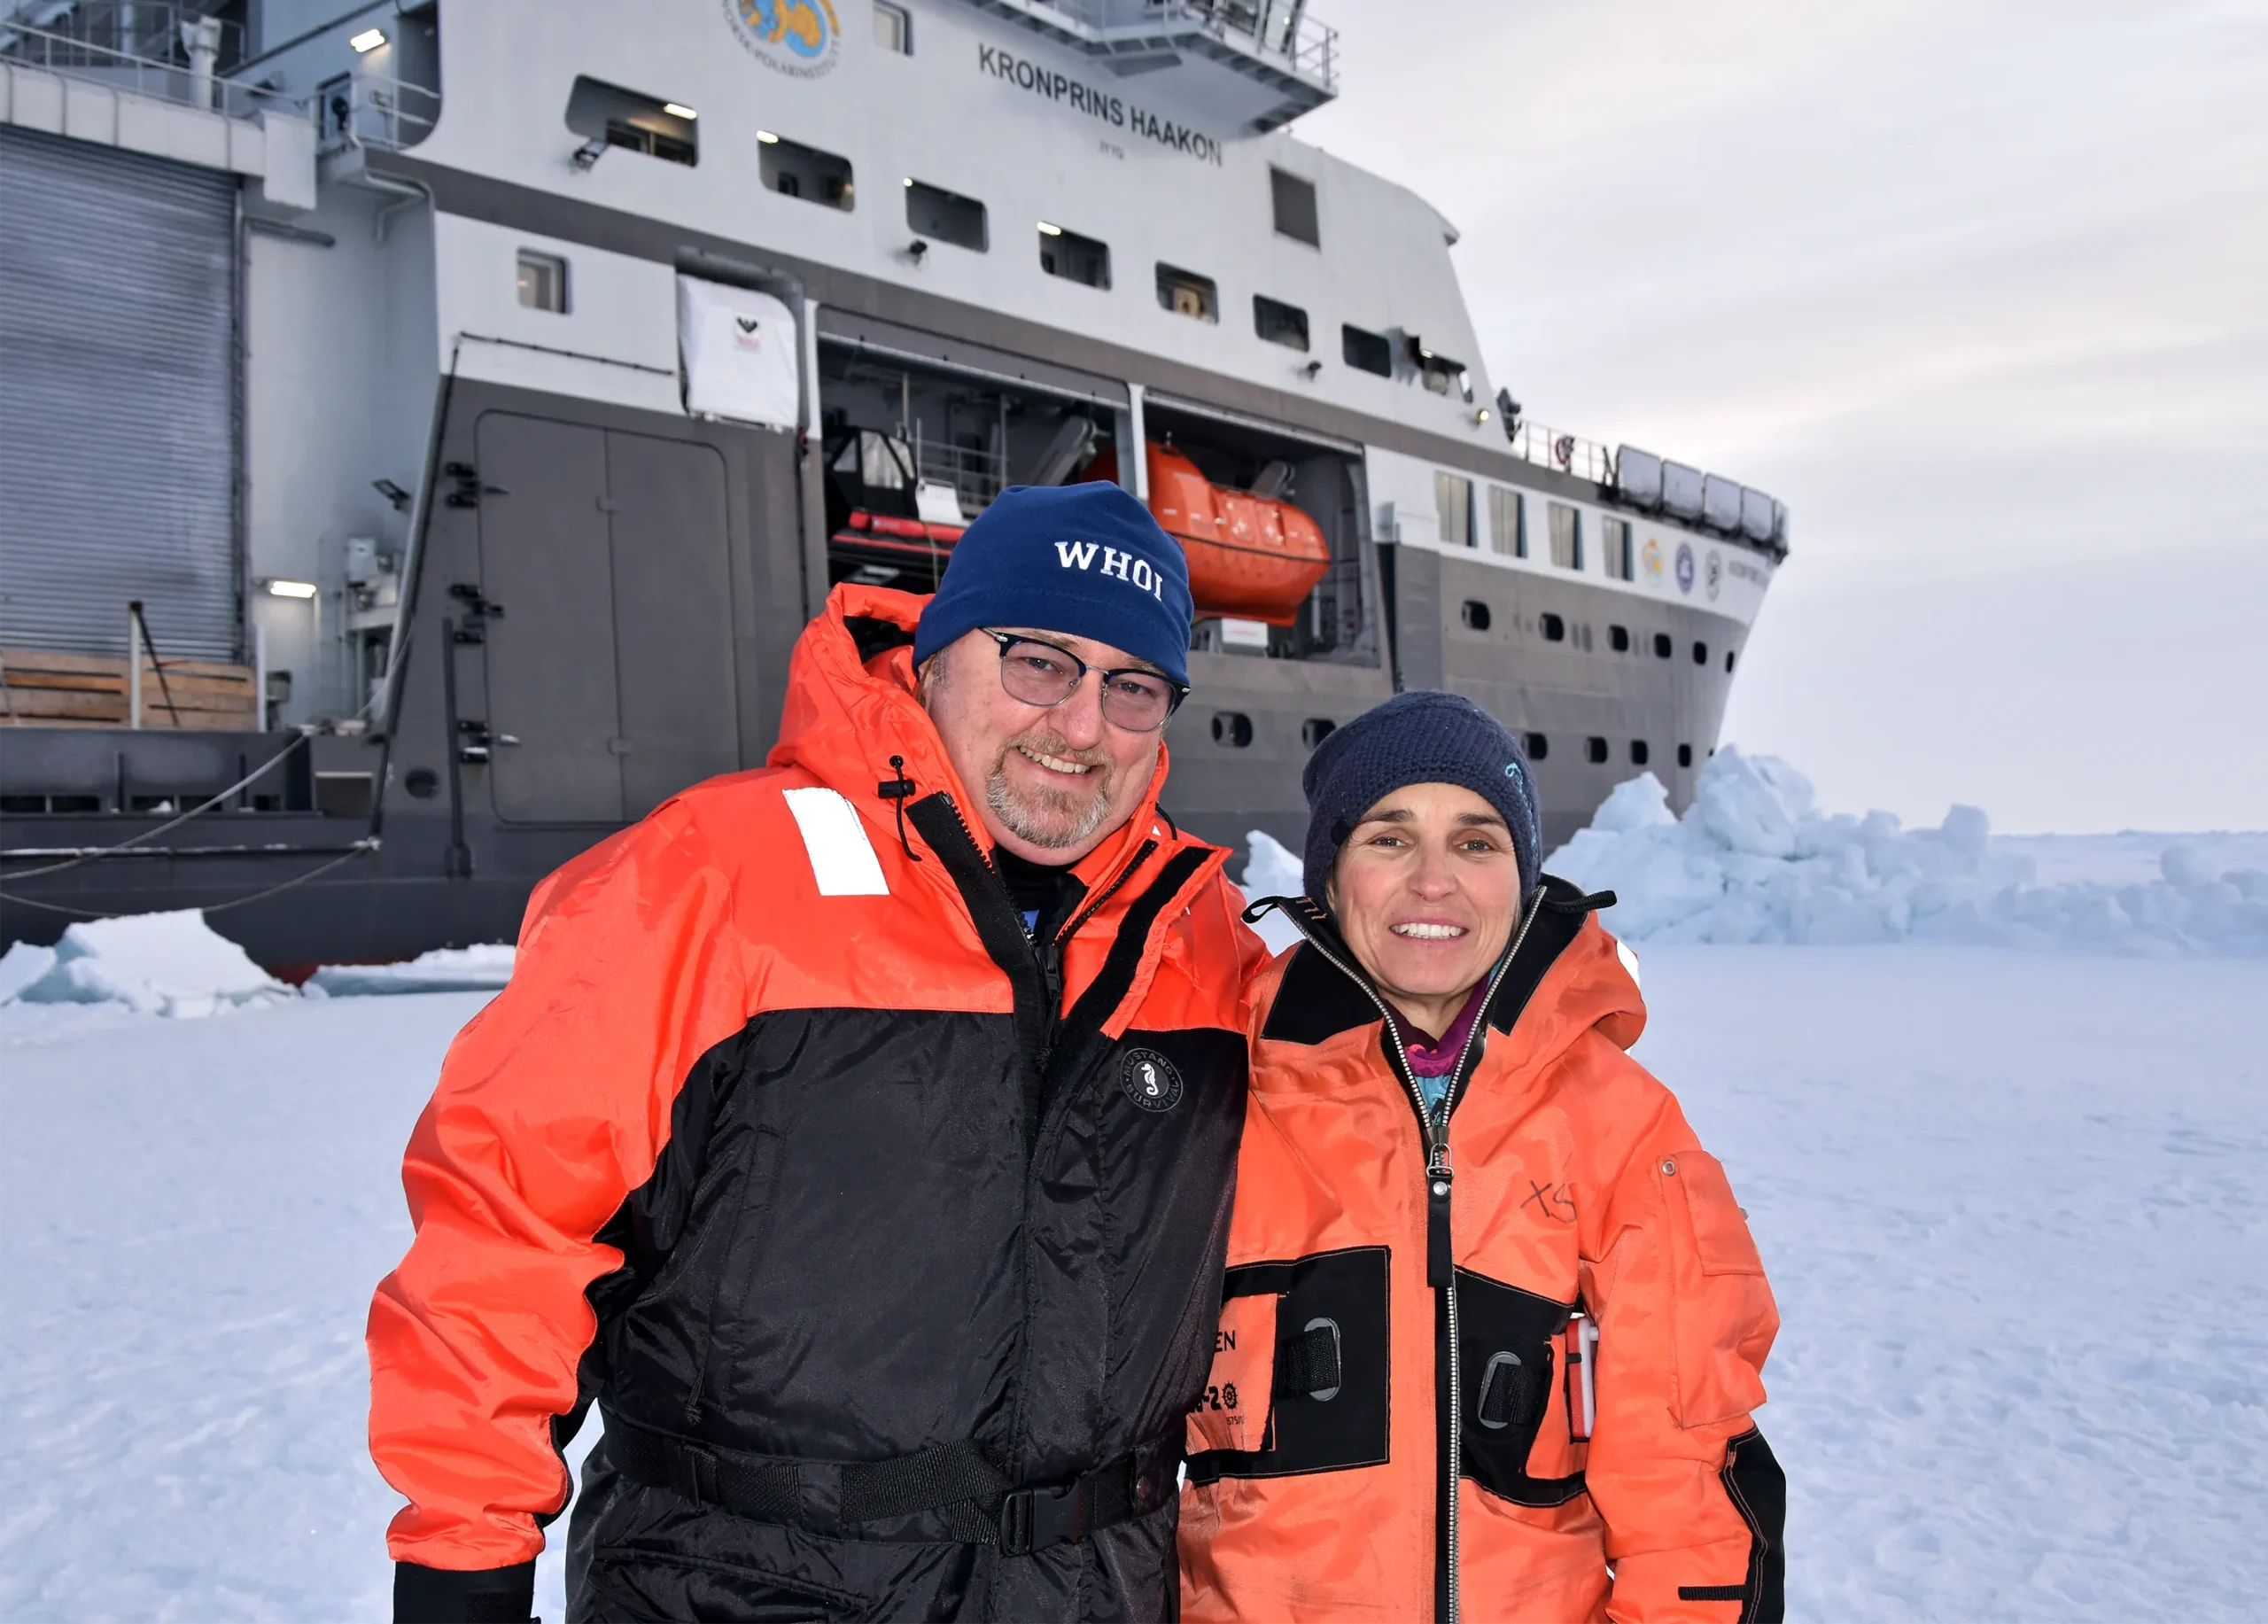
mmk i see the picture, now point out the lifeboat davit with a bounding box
[1083,443,1330,626]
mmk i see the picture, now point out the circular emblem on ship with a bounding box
[1705,549,1723,601]
[725,0,842,78]
[1674,541,1696,595]
[1642,538,1665,585]
[1121,1049,1184,1113]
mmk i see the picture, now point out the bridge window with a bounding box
[1488,486,1524,556]
[905,180,986,251]
[1548,502,1582,571]
[1435,472,1474,548]
[1254,294,1309,350]
[1342,323,1392,377]
[1157,263,1218,322]
[759,131,854,209]
[1039,222,1111,289]
[1271,167,1319,245]
[1602,517,1634,580]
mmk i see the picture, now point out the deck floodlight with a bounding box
[664,103,697,120]
[266,579,319,599]
[349,27,385,52]
[1037,221,1063,236]
[756,129,781,144]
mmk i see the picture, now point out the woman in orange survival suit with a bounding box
[1181,691,1784,1623]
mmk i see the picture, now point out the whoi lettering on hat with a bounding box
[1055,540,1167,600]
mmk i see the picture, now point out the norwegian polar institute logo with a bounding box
[726,0,841,78]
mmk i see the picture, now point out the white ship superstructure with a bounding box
[0,0,1786,962]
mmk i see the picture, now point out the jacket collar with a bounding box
[1254,876,1622,1054]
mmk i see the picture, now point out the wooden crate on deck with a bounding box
[0,648,259,729]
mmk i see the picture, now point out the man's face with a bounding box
[922,626,1168,866]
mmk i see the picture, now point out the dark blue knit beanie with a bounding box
[913,483,1193,686]
[1301,690,1542,903]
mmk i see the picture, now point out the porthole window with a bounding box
[1630,740,1650,765]
[1301,717,1335,750]
[1524,733,1548,760]
[1156,262,1218,322]
[1254,294,1309,351]
[516,250,567,313]
[905,179,986,251]
[1652,632,1672,659]
[1461,600,1491,631]
[1341,323,1393,377]
[1692,640,1708,665]
[758,131,855,209]
[1586,736,1609,765]
[1540,612,1566,642]
[1677,743,1694,768]
[1726,649,1737,673]
[1609,624,1630,652]
[1212,711,1253,748]
[1038,221,1111,288]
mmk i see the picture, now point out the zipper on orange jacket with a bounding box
[1273,889,1546,1624]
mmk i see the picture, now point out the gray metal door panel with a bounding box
[0,127,237,659]
[477,414,624,823]
[607,431,737,819]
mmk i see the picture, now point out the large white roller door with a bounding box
[0,126,238,660]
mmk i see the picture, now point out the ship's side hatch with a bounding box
[473,412,736,824]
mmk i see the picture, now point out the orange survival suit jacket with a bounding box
[367,586,1267,1622]
[1180,883,1783,1623]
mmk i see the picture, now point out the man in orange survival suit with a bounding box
[369,482,1269,1623]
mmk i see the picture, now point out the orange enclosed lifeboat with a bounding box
[1082,443,1329,626]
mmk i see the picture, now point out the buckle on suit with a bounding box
[998,1480,1083,1556]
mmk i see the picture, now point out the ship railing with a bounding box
[0,14,286,122]
[0,2,245,74]
[1035,0,1337,89]
[314,70,438,156]
[912,433,1008,522]
[1507,419,1619,487]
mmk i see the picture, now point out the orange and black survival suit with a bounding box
[368,586,1267,1622]
[1180,886,1784,1623]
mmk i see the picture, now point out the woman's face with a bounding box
[1328,781,1523,1028]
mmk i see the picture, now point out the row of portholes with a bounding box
[1211,711,1697,777]
[1523,734,1697,770]
[1212,713,1338,749]
[1461,601,1737,675]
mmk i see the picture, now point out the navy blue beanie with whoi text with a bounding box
[1301,689,1543,904]
[912,482,1194,686]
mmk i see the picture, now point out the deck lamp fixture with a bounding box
[1037,221,1063,236]
[571,136,607,171]
[265,579,319,600]
[349,27,385,52]
[756,129,781,144]
[663,103,697,120]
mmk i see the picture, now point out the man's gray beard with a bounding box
[987,760,1113,851]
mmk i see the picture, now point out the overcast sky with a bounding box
[1297,0,2267,834]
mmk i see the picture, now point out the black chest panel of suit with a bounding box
[559,801,1247,1624]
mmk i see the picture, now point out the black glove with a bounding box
[393,1558,537,1623]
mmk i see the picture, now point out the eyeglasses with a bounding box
[983,630,1187,734]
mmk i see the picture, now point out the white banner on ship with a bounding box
[677,276,799,428]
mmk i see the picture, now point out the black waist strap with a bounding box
[600,1407,1178,1554]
